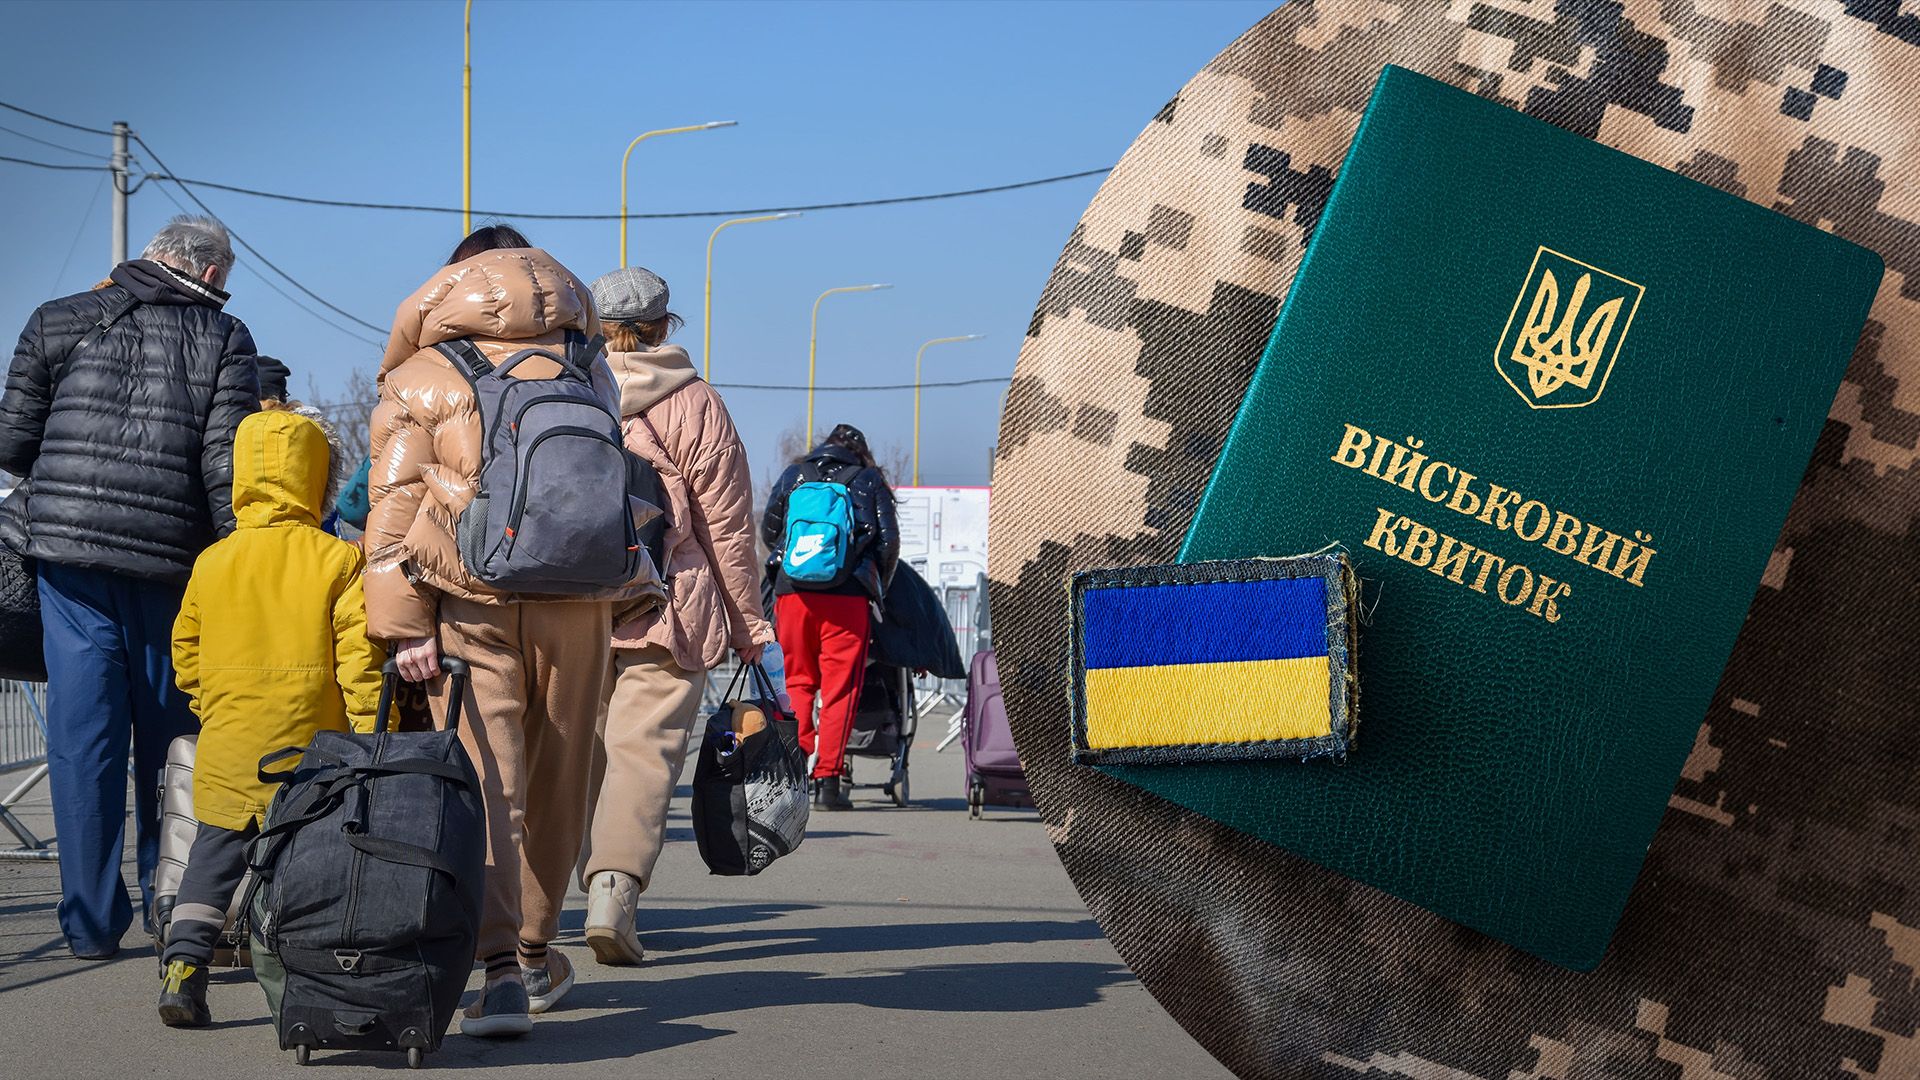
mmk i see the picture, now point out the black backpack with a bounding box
[244,658,485,1068]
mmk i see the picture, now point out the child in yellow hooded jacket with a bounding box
[157,404,384,1028]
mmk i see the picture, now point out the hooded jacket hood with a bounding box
[605,344,698,416]
[109,258,231,309]
[381,247,598,375]
[232,408,332,529]
[808,443,864,469]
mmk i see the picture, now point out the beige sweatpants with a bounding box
[432,595,612,969]
[580,645,705,890]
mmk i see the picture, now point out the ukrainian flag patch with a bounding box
[1069,555,1358,765]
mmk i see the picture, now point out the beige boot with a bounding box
[584,871,645,966]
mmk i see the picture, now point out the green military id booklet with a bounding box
[1118,66,1883,970]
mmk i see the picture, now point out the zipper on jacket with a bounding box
[504,425,627,545]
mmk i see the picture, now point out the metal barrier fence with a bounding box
[0,680,55,860]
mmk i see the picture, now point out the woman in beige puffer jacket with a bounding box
[576,266,773,966]
[365,226,664,1035]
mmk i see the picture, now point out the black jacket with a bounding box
[761,444,900,602]
[0,260,260,584]
[868,562,965,678]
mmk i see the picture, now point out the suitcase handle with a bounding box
[376,655,471,734]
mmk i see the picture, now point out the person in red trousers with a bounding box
[760,424,900,810]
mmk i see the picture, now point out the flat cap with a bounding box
[589,267,670,323]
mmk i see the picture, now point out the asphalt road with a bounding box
[0,710,1226,1079]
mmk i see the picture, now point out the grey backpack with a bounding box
[433,334,661,593]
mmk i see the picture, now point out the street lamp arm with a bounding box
[705,212,800,381]
[912,333,986,486]
[807,284,894,443]
[619,121,739,267]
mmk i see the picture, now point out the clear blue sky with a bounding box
[0,0,1271,487]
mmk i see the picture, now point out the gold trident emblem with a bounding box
[1496,248,1643,410]
[1513,269,1622,398]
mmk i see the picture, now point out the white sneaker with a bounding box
[584,871,645,966]
[521,949,574,1015]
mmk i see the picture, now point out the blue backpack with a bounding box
[781,473,855,586]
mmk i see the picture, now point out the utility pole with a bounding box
[110,121,129,265]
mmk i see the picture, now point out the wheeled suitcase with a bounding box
[151,734,250,965]
[963,649,1032,818]
[247,657,484,1069]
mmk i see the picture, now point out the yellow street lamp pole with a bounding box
[807,284,892,443]
[620,120,737,267]
[705,212,800,381]
[462,0,472,235]
[912,334,984,486]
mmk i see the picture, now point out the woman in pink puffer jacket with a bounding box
[578,267,773,965]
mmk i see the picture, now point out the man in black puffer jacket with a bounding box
[760,423,900,810]
[0,214,259,960]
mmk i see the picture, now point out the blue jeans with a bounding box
[38,562,196,954]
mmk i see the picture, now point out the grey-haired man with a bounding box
[0,214,260,959]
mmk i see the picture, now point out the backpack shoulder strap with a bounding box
[565,329,605,369]
[819,458,858,487]
[793,459,827,487]
[72,289,140,356]
[635,412,675,463]
[432,337,494,384]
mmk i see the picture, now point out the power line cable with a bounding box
[714,376,1010,392]
[0,97,1107,219]
[302,374,1011,414]
[0,100,114,137]
[144,167,1112,220]
[0,152,107,173]
[133,132,390,339]
[49,173,108,293]
[0,123,107,161]
[143,161,386,348]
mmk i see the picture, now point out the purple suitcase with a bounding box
[963,649,1032,817]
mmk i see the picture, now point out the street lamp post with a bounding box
[807,284,892,443]
[912,334,984,486]
[463,0,473,235]
[705,212,800,381]
[620,120,737,267]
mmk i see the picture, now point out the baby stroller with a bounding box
[845,660,916,807]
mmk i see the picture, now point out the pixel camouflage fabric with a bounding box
[987,2,1920,1077]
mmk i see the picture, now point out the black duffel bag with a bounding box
[691,662,809,876]
[245,656,484,1069]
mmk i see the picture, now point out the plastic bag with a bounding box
[691,662,809,875]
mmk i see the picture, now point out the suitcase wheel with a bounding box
[968,780,984,819]
[407,1047,424,1069]
[294,1044,311,1066]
